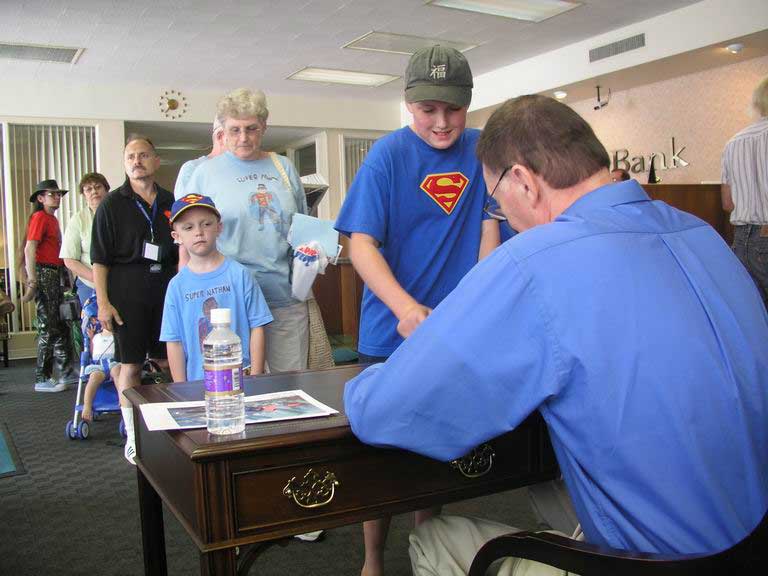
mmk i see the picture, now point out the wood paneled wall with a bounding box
[643,183,732,244]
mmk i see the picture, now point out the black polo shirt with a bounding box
[91,179,177,270]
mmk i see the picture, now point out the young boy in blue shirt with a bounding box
[335,45,499,576]
[160,194,272,382]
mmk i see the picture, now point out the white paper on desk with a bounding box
[288,213,339,258]
[139,389,338,431]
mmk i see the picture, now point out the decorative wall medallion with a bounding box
[158,89,188,119]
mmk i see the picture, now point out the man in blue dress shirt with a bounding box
[344,95,768,575]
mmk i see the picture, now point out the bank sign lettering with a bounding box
[612,137,689,174]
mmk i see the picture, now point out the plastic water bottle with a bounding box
[203,308,245,435]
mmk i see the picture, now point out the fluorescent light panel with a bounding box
[156,144,210,151]
[427,0,581,23]
[288,67,399,87]
[0,41,84,64]
[344,31,475,55]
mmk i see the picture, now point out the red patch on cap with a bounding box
[182,194,203,204]
[420,172,468,214]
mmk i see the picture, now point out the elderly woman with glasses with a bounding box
[60,172,110,307]
[184,88,310,373]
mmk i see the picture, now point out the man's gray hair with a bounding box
[124,133,156,152]
[217,88,269,125]
[753,75,768,117]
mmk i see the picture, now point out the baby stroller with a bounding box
[65,296,124,440]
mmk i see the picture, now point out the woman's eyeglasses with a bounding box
[226,125,263,137]
[483,166,512,221]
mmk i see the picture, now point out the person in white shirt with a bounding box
[721,74,768,307]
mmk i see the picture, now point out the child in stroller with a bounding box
[66,296,121,440]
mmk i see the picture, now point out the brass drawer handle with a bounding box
[451,444,495,478]
[283,468,340,509]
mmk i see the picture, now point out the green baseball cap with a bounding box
[405,45,473,108]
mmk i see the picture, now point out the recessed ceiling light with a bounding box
[426,0,581,23]
[725,43,744,54]
[287,67,399,87]
[553,90,567,99]
[344,31,475,55]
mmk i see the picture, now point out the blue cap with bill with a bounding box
[169,193,221,223]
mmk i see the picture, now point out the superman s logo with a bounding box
[420,172,468,215]
[182,193,203,204]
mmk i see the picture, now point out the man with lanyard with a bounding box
[91,136,177,465]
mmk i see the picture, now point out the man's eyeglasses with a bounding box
[483,166,512,221]
[44,191,63,197]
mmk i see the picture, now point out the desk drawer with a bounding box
[230,423,555,538]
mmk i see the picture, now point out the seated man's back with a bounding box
[505,184,768,553]
[345,181,767,556]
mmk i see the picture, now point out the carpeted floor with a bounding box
[0,358,537,575]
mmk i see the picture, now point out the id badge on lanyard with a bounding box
[136,199,162,272]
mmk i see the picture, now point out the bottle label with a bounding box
[204,363,243,395]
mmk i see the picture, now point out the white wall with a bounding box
[95,121,127,188]
[0,83,401,204]
[284,128,390,221]
[401,0,768,125]
[0,82,402,132]
[569,54,768,184]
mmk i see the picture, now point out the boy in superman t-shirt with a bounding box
[334,45,499,576]
[160,194,272,382]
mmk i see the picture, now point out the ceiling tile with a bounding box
[0,0,706,100]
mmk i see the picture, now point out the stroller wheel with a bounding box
[119,419,127,438]
[65,421,76,440]
[77,420,90,440]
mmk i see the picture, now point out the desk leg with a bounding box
[200,548,236,576]
[137,467,167,576]
[236,540,290,576]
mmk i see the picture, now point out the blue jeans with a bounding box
[732,224,768,309]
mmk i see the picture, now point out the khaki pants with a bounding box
[264,301,309,373]
[409,515,575,576]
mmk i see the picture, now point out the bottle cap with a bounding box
[210,308,231,325]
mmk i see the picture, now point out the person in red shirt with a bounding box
[23,179,78,392]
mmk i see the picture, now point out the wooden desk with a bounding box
[126,365,558,575]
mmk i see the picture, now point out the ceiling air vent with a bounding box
[589,33,645,63]
[0,41,84,64]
